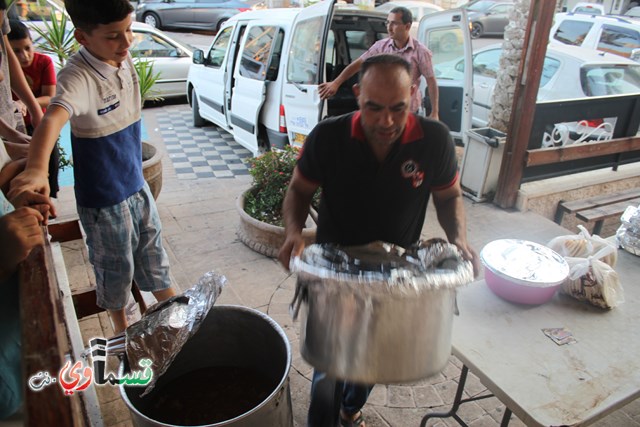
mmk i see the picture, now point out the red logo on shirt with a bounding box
[401,160,424,188]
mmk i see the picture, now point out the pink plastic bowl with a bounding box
[484,266,561,305]
[480,239,570,305]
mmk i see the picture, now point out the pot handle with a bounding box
[289,278,308,320]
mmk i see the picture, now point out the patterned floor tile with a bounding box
[154,104,252,180]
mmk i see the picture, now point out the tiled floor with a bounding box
[154,104,252,180]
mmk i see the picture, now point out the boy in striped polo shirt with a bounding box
[10,0,176,333]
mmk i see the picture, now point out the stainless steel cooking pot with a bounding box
[290,241,473,384]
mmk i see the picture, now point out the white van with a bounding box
[187,2,473,155]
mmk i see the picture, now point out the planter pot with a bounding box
[237,189,316,258]
[142,141,163,200]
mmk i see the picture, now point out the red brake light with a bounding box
[238,8,250,12]
[279,104,287,134]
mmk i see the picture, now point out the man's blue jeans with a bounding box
[307,370,374,427]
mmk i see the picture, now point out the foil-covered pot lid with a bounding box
[291,240,474,294]
[480,239,569,285]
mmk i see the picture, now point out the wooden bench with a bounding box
[20,220,103,426]
[554,188,640,235]
[19,219,150,425]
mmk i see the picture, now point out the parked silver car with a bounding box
[465,0,514,39]
[135,0,251,32]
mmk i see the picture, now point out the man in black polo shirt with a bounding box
[278,54,479,427]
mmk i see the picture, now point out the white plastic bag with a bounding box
[547,225,617,267]
[562,245,624,309]
[616,205,640,256]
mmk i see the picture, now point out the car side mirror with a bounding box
[193,49,205,64]
[631,48,640,62]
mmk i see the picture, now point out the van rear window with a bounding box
[287,16,324,84]
[597,25,640,58]
[553,20,593,46]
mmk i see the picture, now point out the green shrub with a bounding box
[244,145,319,227]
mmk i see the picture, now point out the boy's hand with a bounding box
[14,100,27,117]
[9,189,55,221]
[0,206,45,280]
[8,169,51,201]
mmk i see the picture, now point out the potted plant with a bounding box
[30,8,77,171]
[30,7,78,69]
[237,145,318,258]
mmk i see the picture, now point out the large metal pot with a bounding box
[120,305,293,427]
[291,241,473,384]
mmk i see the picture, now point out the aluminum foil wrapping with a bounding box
[289,240,474,319]
[616,205,640,256]
[125,271,226,396]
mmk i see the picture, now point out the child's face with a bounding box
[10,37,35,68]
[74,15,133,68]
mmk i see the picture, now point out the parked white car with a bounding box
[571,2,605,15]
[549,13,640,62]
[435,43,640,145]
[32,22,193,99]
[128,22,194,98]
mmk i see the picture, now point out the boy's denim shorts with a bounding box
[77,183,171,310]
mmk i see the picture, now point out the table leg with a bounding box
[501,408,513,427]
[420,364,497,427]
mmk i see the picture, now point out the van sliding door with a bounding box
[193,25,235,129]
[230,23,284,155]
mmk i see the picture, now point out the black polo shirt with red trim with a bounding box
[297,111,458,248]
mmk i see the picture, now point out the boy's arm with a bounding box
[6,35,44,128]
[36,84,55,109]
[8,105,69,198]
[36,56,57,109]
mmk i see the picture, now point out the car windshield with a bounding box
[573,6,603,15]
[466,1,499,12]
[581,64,640,96]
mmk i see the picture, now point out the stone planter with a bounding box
[237,189,316,258]
[142,141,163,200]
